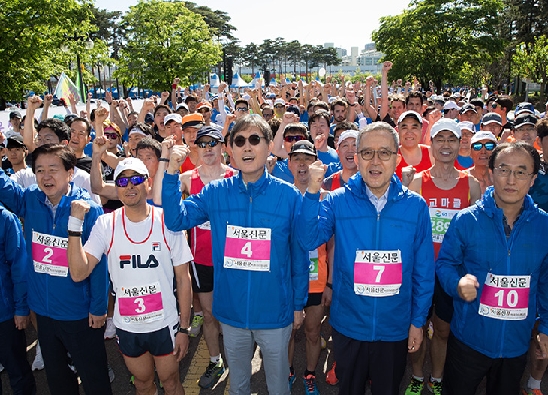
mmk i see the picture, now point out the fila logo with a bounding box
[119,254,159,269]
[152,242,161,251]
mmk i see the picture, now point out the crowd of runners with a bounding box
[1,59,548,395]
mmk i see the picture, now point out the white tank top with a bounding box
[108,206,179,333]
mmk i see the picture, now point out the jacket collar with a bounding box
[237,166,269,196]
[346,172,406,203]
[478,186,536,221]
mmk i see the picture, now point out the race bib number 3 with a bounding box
[224,225,271,272]
[32,231,69,277]
[118,282,164,324]
[430,208,457,244]
[354,250,402,297]
[479,273,530,321]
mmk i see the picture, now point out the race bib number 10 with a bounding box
[224,225,271,272]
[32,231,69,277]
[354,250,402,297]
[478,273,530,321]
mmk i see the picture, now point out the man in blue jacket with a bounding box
[162,114,309,395]
[436,141,548,395]
[0,204,36,394]
[300,122,435,395]
[0,144,111,395]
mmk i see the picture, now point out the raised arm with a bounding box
[24,96,42,153]
[380,61,393,120]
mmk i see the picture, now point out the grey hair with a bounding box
[357,122,399,151]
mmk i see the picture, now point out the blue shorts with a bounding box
[116,323,178,357]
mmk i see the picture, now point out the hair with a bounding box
[313,101,329,112]
[71,117,92,135]
[103,120,122,138]
[330,99,348,111]
[308,110,330,130]
[333,121,358,135]
[283,123,308,138]
[261,105,274,114]
[267,118,281,137]
[21,115,38,129]
[537,118,548,141]
[185,96,198,104]
[235,99,249,109]
[406,91,424,105]
[130,122,153,136]
[136,137,161,159]
[153,104,171,117]
[495,96,514,114]
[470,98,484,108]
[390,95,406,106]
[357,122,399,152]
[32,144,77,173]
[230,115,273,145]
[488,141,540,175]
[37,118,70,142]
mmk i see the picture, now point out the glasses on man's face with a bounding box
[235,107,248,112]
[358,148,397,161]
[493,166,533,180]
[284,135,306,143]
[263,113,273,118]
[471,142,496,151]
[274,105,284,109]
[196,140,219,149]
[115,175,148,187]
[233,134,262,147]
[104,132,118,140]
[198,108,210,114]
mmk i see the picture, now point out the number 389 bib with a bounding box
[354,250,402,297]
[223,225,271,272]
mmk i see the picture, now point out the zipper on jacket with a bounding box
[372,211,381,339]
[245,193,253,329]
[499,216,516,357]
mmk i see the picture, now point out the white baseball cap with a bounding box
[430,119,461,138]
[113,157,149,181]
[470,131,497,145]
[164,113,182,126]
[338,130,358,145]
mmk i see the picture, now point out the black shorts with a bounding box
[191,262,214,293]
[305,292,323,308]
[433,275,454,323]
[116,323,178,358]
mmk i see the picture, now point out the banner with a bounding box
[54,72,82,103]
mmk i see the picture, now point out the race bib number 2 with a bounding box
[354,250,402,297]
[32,231,69,277]
[224,225,271,271]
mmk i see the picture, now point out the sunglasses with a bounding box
[235,107,248,112]
[198,108,210,114]
[196,140,219,149]
[471,142,496,151]
[233,134,263,147]
[115,175,148,187]
[104,132,118,140]
[284,135,306,143]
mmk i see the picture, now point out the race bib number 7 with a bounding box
[224,225,271,271]
[354,250,402,297]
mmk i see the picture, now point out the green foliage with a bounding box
[512,35,548,102]
[373,0,505,91]
[115,0,222,91]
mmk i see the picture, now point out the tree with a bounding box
[301,44,319,82]
[115,0,222,91]
[184,2,236,42]
[286,40,302,77]
[242,43,262,76]
[372,0,504,92]
[513,35,548,103]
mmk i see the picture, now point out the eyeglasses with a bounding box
[104,132,118,140]
[233,134,263,147]
[198,108,210,114]
[493,166,533,180]
[358,149,397,161]
[235,107,248,112]
[284,135,306,143]
[115,174,148,187]
[471,142,496,151]
[274,105,285,108]
[196,140,219,149]
[263,113,273,117]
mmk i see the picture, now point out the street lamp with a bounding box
[61,33,94,102]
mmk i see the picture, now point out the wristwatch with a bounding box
[178,326,191,335]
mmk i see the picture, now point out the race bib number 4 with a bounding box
[430,208,458,244]
[118,282,164,324]
[354,250,402,297]
[32,231,69,277]
[479,273,530,321]
[224,225,271,271]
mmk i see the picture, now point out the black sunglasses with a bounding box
[198,108,210,113]
[115,175,148,187]
[104,132,118,140]
[233,134,263,147]
[284,135,306,143]
[471,142,496,151]
[196,140,219,149]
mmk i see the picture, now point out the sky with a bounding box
[94,0,412,51]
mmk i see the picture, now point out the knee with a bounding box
[305,325,321,344]
[158,370,181,393]
[133,375,156,393]
[433,323,450,340]
[202,310,216,326]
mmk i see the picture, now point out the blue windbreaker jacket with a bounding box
[162,169,309,330]
[298,173,435,341]
[436,187,548,358]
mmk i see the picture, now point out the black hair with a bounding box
[32,144,77,173]
[488,141,540,175]
[37,118,70,142]
[136,137,161,159]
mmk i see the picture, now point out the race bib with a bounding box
[429,208,458,244]
[118,282,164,324]
[309,249,319,282]
[354,250,402,297]
[197,221,211,231]
[224,225,271,271]
[32,231,69,277]
[479,273,530,321]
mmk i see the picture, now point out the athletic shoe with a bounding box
[189,315,203,338]
[0,363,4,372]
[104,318,116,340]
[326,362,338,385]
[405,377,424,395]
[32,344,44,371]
[303,374,319,395]
[427,379,442,395]
[288,371,296,390]
[108,364,115,383]
[320,336,327,350]
[198,360,224,389]
[522,389,544,395]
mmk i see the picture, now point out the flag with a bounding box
[55,72,82,103]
